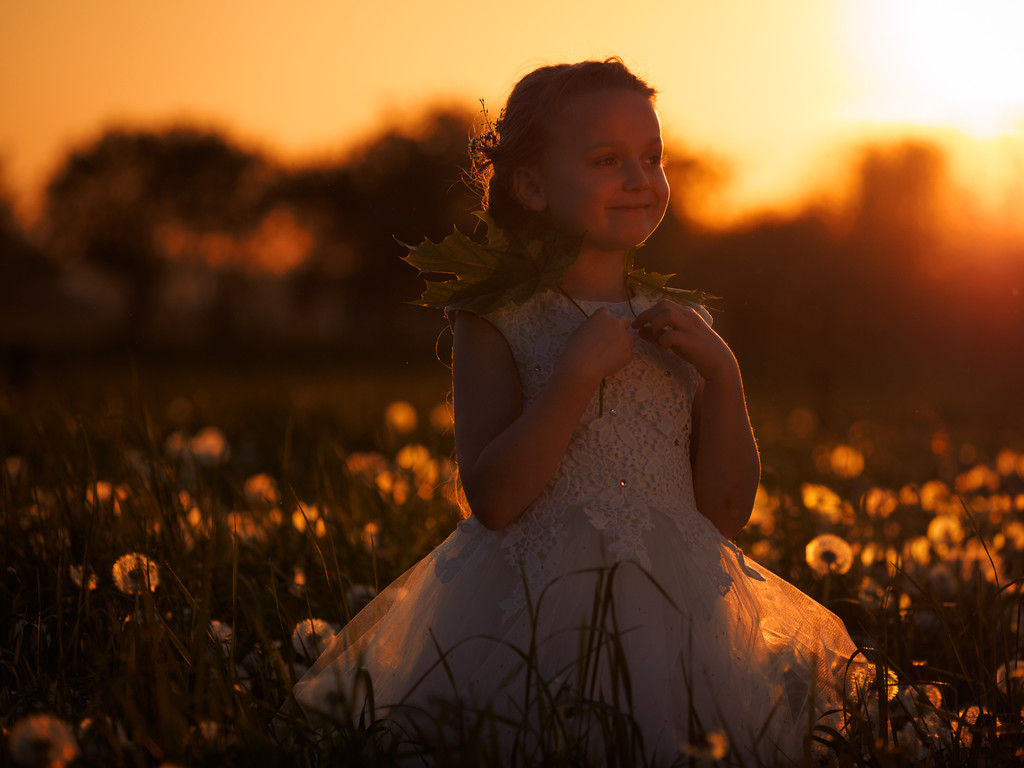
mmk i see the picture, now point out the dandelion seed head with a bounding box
[846,662,899,703]
[904,536,932,566]
[384,400,417,433]
[919,480,950,512]
[189,426,230,466]
[862,487,898,519]
[801,483,845,523]
[961,705,982,726]
[996,661,1024,694]
[397,444,440,491]
[226,511,267,545]
[1003,520,1024,550]
[960,538,1003,584]
[69,565,98,591]
[86,481,126,513]
[244,473,280,506]
[209,620,232,645]
[345,451,389,479]
[996,449,1019,476]
[111,553,159,594]
[186,507,203,529]
[927,514,964,552]
[292,618,337,658]
[679,730,728,760]
[805,533,853,576]
[919,683,944,709]
[898,484,919,506]
[830,444,865,478]
[955,464,999,494]
[9,713,79,768]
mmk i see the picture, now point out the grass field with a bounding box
[2,358,1023,766]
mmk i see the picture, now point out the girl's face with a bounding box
[521,88,670,256]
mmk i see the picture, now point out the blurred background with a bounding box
[1,0,1022,448]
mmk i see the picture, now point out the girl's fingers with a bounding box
[632,303,700,331]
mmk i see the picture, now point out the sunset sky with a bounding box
[4,0,1024,223]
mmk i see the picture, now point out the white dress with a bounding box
[294,286,861,766]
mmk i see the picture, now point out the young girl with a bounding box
[295,58,862,765]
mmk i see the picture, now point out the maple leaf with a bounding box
[399,212,581,315]
[400,214,713,314]
[624,247,717,307]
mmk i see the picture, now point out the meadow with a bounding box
[2,357,1024,767]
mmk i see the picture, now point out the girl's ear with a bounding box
[512,167,547,212]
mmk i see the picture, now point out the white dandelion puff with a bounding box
[209,620,233,646]
[829,444,865,478]
[244,473,280,506]
[111,553,159,595]
[384,400,417,433]
[679,730,728,760]
[226,511,268,546]
[805,534,854,576]
[9,713,79,768]
[189,426,230,466]
[69,565,98,591]
[800,483,845,523]
[292,618,338,659]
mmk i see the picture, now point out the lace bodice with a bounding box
[449,287,727,617]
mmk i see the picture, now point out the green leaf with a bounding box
[398,214,582,315]
[399,214,712,314]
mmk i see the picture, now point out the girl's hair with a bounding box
[471,57,657,232]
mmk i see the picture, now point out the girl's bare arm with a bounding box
[632,301,759,538]
[453,308,632,530]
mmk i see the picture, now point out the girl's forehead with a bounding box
[548,89,662,142]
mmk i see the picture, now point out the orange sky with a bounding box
[3,0,1024,224]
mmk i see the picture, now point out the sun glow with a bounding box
[846,0,1024,138]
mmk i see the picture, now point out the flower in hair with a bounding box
[468,100,503,169]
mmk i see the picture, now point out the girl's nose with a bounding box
[623,161,651,191]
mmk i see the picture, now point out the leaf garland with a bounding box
[400,211,714,314]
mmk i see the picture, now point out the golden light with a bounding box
[847,0,1024,138]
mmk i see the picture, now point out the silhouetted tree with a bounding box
[263,109,478,357]
[0,180,55,381]
[42,128,269,345]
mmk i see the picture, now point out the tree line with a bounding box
[1,111,1022,418]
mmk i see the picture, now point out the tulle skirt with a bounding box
[293,505,862,766]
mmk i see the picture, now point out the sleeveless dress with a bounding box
[294,286,862,766]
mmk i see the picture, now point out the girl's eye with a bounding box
[648,154,664,166]
[595,156,617,167]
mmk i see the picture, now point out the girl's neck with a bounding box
[558,249,628,302]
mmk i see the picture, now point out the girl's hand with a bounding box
[632,300,735,381]
[558,308,634,387]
